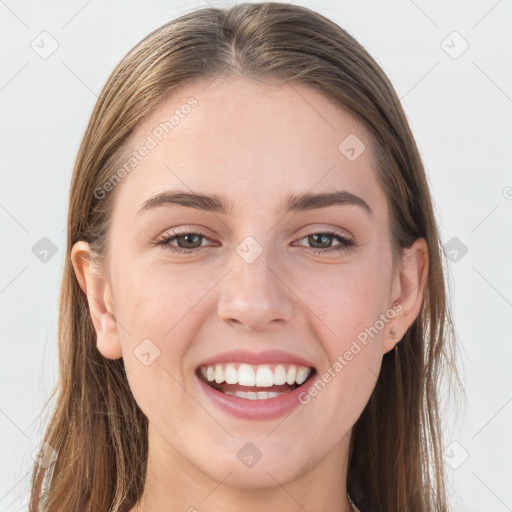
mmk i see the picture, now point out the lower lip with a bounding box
[196,371,317,421]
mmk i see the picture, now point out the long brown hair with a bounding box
[28,3,462,511]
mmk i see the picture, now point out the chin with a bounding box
[190,438,310,489]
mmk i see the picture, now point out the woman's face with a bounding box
[73,76,426,490]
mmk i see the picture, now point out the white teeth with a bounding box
[224,390,288,400]
[273,364,287,385]
[238,364,256,386]
[214,364,224,384]
[286,366,297,385]
[224,364,238,384]
[255,365,274,387]
[296,367,310,385]
[200,362,313,387]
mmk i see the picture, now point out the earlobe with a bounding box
[383,237,429,354]
[70,241,123,360]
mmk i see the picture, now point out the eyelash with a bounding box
[153,229,356,255]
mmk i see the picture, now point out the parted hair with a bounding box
[28,3,461,511]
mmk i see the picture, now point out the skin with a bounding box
[71,76,428,512]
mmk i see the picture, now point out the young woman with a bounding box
[28,3,460,511]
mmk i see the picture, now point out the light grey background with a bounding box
[1,1,511,510]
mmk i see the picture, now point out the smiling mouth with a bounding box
[195,363,317,400]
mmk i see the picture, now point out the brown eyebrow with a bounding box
[138,189,372,216]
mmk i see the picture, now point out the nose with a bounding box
[217,248,295,331]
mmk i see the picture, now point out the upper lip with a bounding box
[197,349,315,369]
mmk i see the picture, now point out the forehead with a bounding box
[112,76,385,218]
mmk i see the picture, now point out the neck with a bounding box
[131,423,354,512]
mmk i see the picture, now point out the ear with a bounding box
[70,241,123,359]
[383,237,429,354]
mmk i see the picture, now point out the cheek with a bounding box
[301,261,388,337]
[115,261,206,340]
[300,275,385,430]
[118,276,199,428]
[113,270,187,385]
[300,262,387,399]
[116,263,214,388]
